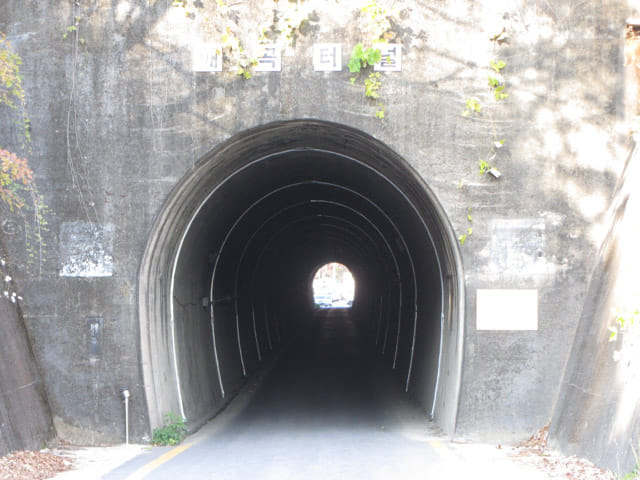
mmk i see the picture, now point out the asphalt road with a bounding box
[103,309,546,480]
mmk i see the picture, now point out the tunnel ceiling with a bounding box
[139,120,464,437]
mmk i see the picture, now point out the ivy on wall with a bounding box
[173,0,401,119]
[457,27,510,246]
[346,2,400,120]
[173,0,313,79]
[0,32,48,279]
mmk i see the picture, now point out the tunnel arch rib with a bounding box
[138,120,465,436]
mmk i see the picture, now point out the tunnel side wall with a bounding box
[0,0,631,454]
[0,275,54,456]
[549,140,640,475]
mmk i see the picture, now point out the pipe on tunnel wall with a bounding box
[138,120,465,436]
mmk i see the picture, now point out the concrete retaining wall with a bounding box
[550,139,640,475]
[0,0,634,466]
[0,241,54,455]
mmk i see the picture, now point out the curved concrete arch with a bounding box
[138,120,465,436]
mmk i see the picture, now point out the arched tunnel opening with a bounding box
[311,262,355,308]
[138,120,465,438]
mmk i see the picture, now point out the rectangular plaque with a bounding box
[255,45,281,72]
[476,289,538,331]
[375,44,402,72]
[313,43,342,71]
[193,42,223,72]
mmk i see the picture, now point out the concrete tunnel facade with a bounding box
[139,120,464,435]
[3,0,639,472]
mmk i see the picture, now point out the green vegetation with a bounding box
[151,413,188,446]
[609,306,638,342]
[619,467,639,480]
[618,441,639,479]
[458,227,472,246]
[348,44,386,120]
[0,32,48,274]
[488,59,508,100]
[236,56,258,80]
[490,59,506,73]
[347,1,401,121]
[0,33,33,210]
[0,149,33,211]
[0,32,29,144]
[478,158,491,175]
[477,140,505,176]
[62,16,82,40]
[361,1,395,42]
[462,97,481,117]
[458,207,473,245]
[458,29,511,246]
[348,43,382,75]
[174,0,310,80]
[364,72,381,98]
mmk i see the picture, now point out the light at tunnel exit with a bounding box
[312,262,355,309]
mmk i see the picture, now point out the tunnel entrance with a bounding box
[138,120,465,437]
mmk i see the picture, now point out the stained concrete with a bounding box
[0,0,634,472]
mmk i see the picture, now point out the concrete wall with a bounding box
[549,138,640,475]
[0,0,632,457]
[0,241,54,455]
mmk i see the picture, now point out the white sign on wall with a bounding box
[375,44,402,72]
[476,289,538,331]
[313,43,342,71]
[190,41,406,74]
[193,42,223,72]
[255,45,281,72]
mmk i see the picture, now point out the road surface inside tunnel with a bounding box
[105,308,546,480]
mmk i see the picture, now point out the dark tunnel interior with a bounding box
[139,120,464,437]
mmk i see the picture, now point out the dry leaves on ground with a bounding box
[0,450,72,480]
[508,424,615,480]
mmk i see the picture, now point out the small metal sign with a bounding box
[87,317,103,359]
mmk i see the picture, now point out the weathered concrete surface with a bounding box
[549,138,640,475]
[0,0,633,466]
[0,240,54,455]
